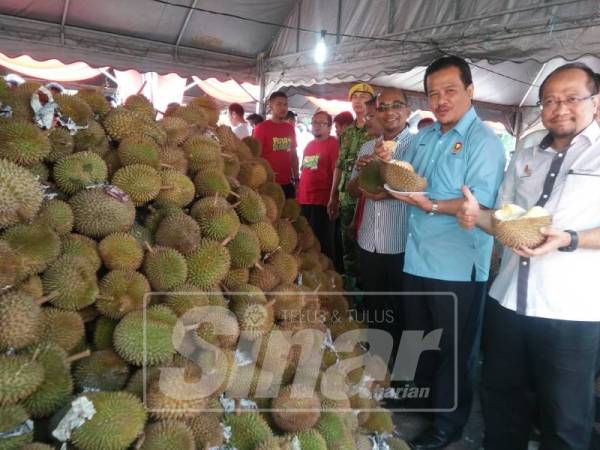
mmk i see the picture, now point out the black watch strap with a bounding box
[558,229,578,252]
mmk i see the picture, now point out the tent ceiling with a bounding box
[0,0,296,81]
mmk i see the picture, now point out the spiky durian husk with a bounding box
[0,119,51,166]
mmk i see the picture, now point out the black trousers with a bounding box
[281,183,295,199]
[402,272,486,433]
[300,204,336,261]
[481,297,600,450]
[358,248,405,376]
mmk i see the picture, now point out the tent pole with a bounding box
[336,0,342,44]
[60,0,70,45]
[174,0,198,58]
[296,0,302,53]
[519,62,547,108]
[99,68,118,85]
[257,52,266,115]
[387,0,396,34]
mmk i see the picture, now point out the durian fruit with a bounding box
[97,270,150,319]
[0,403,34,449]
[53,151,108,194]
[191,308,240,350]
[40,307,85,352]
[268,283,306,321]
[492,204,552,248]
[249,264,281,292]
[158,145,188,174]
[251,221,280,252]
[47,126,74,162]
[193,167,232,198]
[27,162,49,182]
[18,275,44,298]
[155,169,195,207]
[70,187,136,238]
[143,245,188,291]
[21,344,78,418]
[266,251,299,285]
[103,148,122,178]
[272,384,322,432]
[0,354,45,406]
[98,232,144,270]
[0,119,51,166]
[225,363,276,402]
[192,196,240,241]
[388,437,413,450]
[112,164,162,206]
[73,120,109,154]
[223,151,241,178]
[70,391,147,450]
[0,289,45,351]
[2,223,61,275]
[259,181,286,212]
[315,412,355,450]
[20,444,55,450]
[381,159,427,192]
[223,412,274,450]
[262,194,280,222]
[102,107,144,141]
[73,350,130,392]
[42,255,98,310]
[145,364,211,420]
[223,268,250,290]
[251,329,293,375]
[275,219,299,253]
[129,223,154,247]
[155,212,201,255]
[92,316,117,350]
[236,185,267,224]
[227,224,261,269]
[359,159,384,194]
[55,94,94,126]
[295,429,328,450]
[0,158,44,229]
[243,136,262,157]
[34,199,74,235]
[138,420,195,450]
[60,233,102,271]
[113,305,177,366]
[281,198,301,221]
[125,366,161,400]
[145,200,183,233]
[183,135,222,173]
[188,96,219,125]
[238,161,268,188]
[75,88,111,118]
[186,239,231,289]
[118,135,160,168]
[360,407,394,434]
[159,116,191,145]
[0,242,32,289]
[162,282,209,316]
[124,94,155,122]
[166,104,208,128]
[186,413,225,448]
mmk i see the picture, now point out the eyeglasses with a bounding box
[536,94,596,110]
[311,121,330,126]
[376,101,407,112]
[365,113,376,120]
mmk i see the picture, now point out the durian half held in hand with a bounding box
[381,159,427,192]
[492,204,552,248]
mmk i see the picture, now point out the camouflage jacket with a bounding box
[336,123,370,195]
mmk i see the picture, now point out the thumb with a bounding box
[462,186,477,203]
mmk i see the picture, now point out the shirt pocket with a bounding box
[433,152,466,194]
[560,170,600,204]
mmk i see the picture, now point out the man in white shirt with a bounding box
[228,103,252,139]
[458,62,600,450]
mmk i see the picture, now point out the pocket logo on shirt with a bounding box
[520,164,532,178]
[452,142,463,154]
[272,137,291,151]
[302,155,320,170]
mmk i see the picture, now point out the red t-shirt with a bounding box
[252,120,297,185]
[297,136,339,206]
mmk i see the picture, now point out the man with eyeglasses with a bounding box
[297,111,339,261]
[457,62,600,450]
[378,56,506,449]
[346,87,413,393]
[328,82,376,289]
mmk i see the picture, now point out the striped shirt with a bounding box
[350,126,414,254]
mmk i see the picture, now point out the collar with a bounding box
[432,106,477,137]
[389,124,410,141]
[538,120,600,151]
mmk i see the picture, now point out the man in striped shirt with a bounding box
[347,87,413,382]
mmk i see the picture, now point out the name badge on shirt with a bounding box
[520,164,532,178]
[272,137,291,152]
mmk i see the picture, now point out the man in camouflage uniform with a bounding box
[327,82,375,287]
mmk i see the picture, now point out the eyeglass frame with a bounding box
[536,94,596,110]
[375,100,408,112]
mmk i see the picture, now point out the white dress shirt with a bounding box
[489,120,600,321]
[232,122,252,139]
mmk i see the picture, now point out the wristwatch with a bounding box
[428,199,439,215]
[558,229,578,252]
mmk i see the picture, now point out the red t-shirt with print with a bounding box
[297,136,339,206]
[252,119,297,185]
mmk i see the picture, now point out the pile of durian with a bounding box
[0,79,408,450]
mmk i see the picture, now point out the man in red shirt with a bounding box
[297,111,339,260]
[252,91,298,198]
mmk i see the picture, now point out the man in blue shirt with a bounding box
[378,56,506,449]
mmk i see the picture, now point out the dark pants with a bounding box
[481,297,600,450]
[339,196,359,279]
[402,272,486,433]
[281,183,295,199]
[358,248,405,374]
[300,204,335,261]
